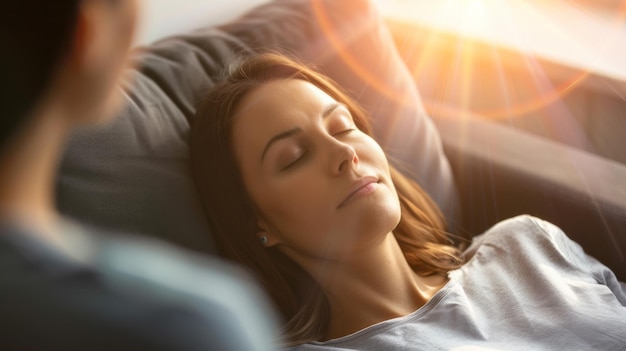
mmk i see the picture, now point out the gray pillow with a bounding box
[57,0,460,253]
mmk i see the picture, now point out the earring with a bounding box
[259,236,268,246]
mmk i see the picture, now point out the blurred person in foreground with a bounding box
[0,1,277,350]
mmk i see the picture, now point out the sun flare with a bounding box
[370,0,626,122]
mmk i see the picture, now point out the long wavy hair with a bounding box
[190,52,462,346]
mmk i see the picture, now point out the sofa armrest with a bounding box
[435,114,626,280]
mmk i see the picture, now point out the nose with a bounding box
[332,141,359,175]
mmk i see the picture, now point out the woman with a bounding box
[190,53,626,349]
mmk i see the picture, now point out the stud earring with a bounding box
[259,236,268,246]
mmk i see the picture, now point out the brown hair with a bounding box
[190,52,462,346]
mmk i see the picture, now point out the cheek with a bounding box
[359,135,394,179]
[250,174,338,251]
[258,178,331,232]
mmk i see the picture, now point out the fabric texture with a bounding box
[293,215,626,350]
[0,219,278,350]
[56,0,459,253]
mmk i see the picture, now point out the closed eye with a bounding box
[333,128,356,137]
[281,150,308,171]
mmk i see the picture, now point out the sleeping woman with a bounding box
[189,53,626,349]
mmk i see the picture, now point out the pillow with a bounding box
[57,0,460,253]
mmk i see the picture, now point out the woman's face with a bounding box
[232,79,401,265]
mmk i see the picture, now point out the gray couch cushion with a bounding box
[57,0,460,253]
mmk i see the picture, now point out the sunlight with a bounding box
[374,0,626,121]
[456,0,490,35]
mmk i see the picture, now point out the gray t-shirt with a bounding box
[294,215,626,350]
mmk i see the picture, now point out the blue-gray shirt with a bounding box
[0,219,279,350]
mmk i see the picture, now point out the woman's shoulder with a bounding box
[458,214,598,280]
[478,213,561,236]
[463,214,568,254]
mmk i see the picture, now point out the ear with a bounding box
[66,0,108,71]
[256,218,281,248]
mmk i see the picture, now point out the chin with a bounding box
[355,197,402,237]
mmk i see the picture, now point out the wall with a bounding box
[135,0,269,45]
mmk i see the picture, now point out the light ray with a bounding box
[318,0,626,122]
[310,0,409,105]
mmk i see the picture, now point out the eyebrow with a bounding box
[260,102,343,163]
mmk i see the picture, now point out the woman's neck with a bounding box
[317,233,448,340]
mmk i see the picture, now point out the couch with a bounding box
[57,0,626,282]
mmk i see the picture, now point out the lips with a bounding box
[338,176,379,209]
